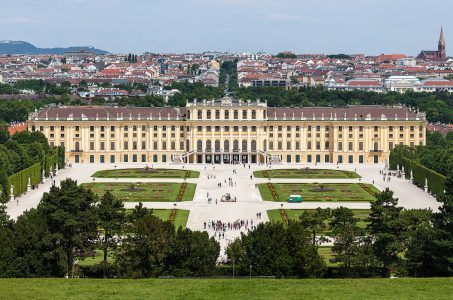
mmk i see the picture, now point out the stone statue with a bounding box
[424,178,428,193]
[27,177,31,192]
[10,185,14,202]
[410,170,413,182]
[42,169,46,184]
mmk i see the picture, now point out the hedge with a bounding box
[6,163,41,197]
[1,146,65,200]
[390,155,446,196]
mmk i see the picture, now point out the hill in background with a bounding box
[0,40,109,55]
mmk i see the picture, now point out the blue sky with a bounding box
[0,0,451,55]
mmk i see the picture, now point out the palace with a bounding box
[28,97,426,165]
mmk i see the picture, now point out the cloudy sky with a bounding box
[0,0,451,55]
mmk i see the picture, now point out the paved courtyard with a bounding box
[6,162,441,257]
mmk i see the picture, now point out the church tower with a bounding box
[438,26,446,61]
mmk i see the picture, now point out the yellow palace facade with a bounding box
[28,97,426,165]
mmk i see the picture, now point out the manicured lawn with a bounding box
[258,183,379,202]
[0,278,451,299]
[151,209,190,229]
[92,168,200,178]
[267,209,370,234]
[77,250,113,267]
[254,168,360,179]
[318,246,338,267]
[81,182,196,202]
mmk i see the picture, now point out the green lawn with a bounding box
[151,209,190,230]
[258,183,379,202]
[267,209,370,234]
[81,182,196,202]
[318,246,338,267]
[0,278,451,299]
[77,250,113,267]
[92,168,200,178]
[254,168,360,179]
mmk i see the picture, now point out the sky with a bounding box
[0,0,451,55]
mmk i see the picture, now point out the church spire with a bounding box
[438,26,446,61]
[439,26,445,44]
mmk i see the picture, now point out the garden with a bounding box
[81,182,196,202]
[258,183,379,202]
[253,168,360,179]
[92,167,200,179]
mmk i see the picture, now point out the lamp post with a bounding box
[232,258,235,278]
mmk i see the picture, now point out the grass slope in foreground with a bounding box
[82,182,196,202]
[92,168,200,178]
[259,183,379,202]
[0,278,451,300]
[253,168,360,179]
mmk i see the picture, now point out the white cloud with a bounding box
[0,17,37,24]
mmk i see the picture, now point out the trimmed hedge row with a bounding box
[4,146,66,198]
[390,155,446,196]
[6,163,41,197]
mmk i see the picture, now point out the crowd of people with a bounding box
[204,219,258,239]
[379,169,397,182]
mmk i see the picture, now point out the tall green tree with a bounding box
[115,213,174,278]
[299,208,331,246]
[165,228,219,276]
[97,191,125,264]
[38,179,98,277]
[368,188,404,277]
[226,222,325,277]
[329,207,372,277]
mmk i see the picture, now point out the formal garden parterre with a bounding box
[259,183,379,202]
[81,182,196,202]
[92,168,200,179]
[253,168,361,179]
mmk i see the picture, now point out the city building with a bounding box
[417,27,447,61]
[28,97,426,165]
[384,76,421,93]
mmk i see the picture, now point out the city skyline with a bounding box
[0,0,451,55]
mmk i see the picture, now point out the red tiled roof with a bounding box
[267,106,420,120]
[34,106,187,120]
[422,81,453,87]
[8,123,28,135]
[347,80,382,87]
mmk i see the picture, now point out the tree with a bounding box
[97,191,125,266]
[329,207,370,276]
[299,208,331,246]
[10,209,66,277]
[0,121,9,144]
[368,188,404,277]
[406,173,453,277]
[4,139,30,171]
[226,222,325,278]
[165,228,219,276]
[38,179,98,277]
[128,202,151,223]
[115,213,174,278]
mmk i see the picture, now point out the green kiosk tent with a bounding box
[287,194,302,203]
